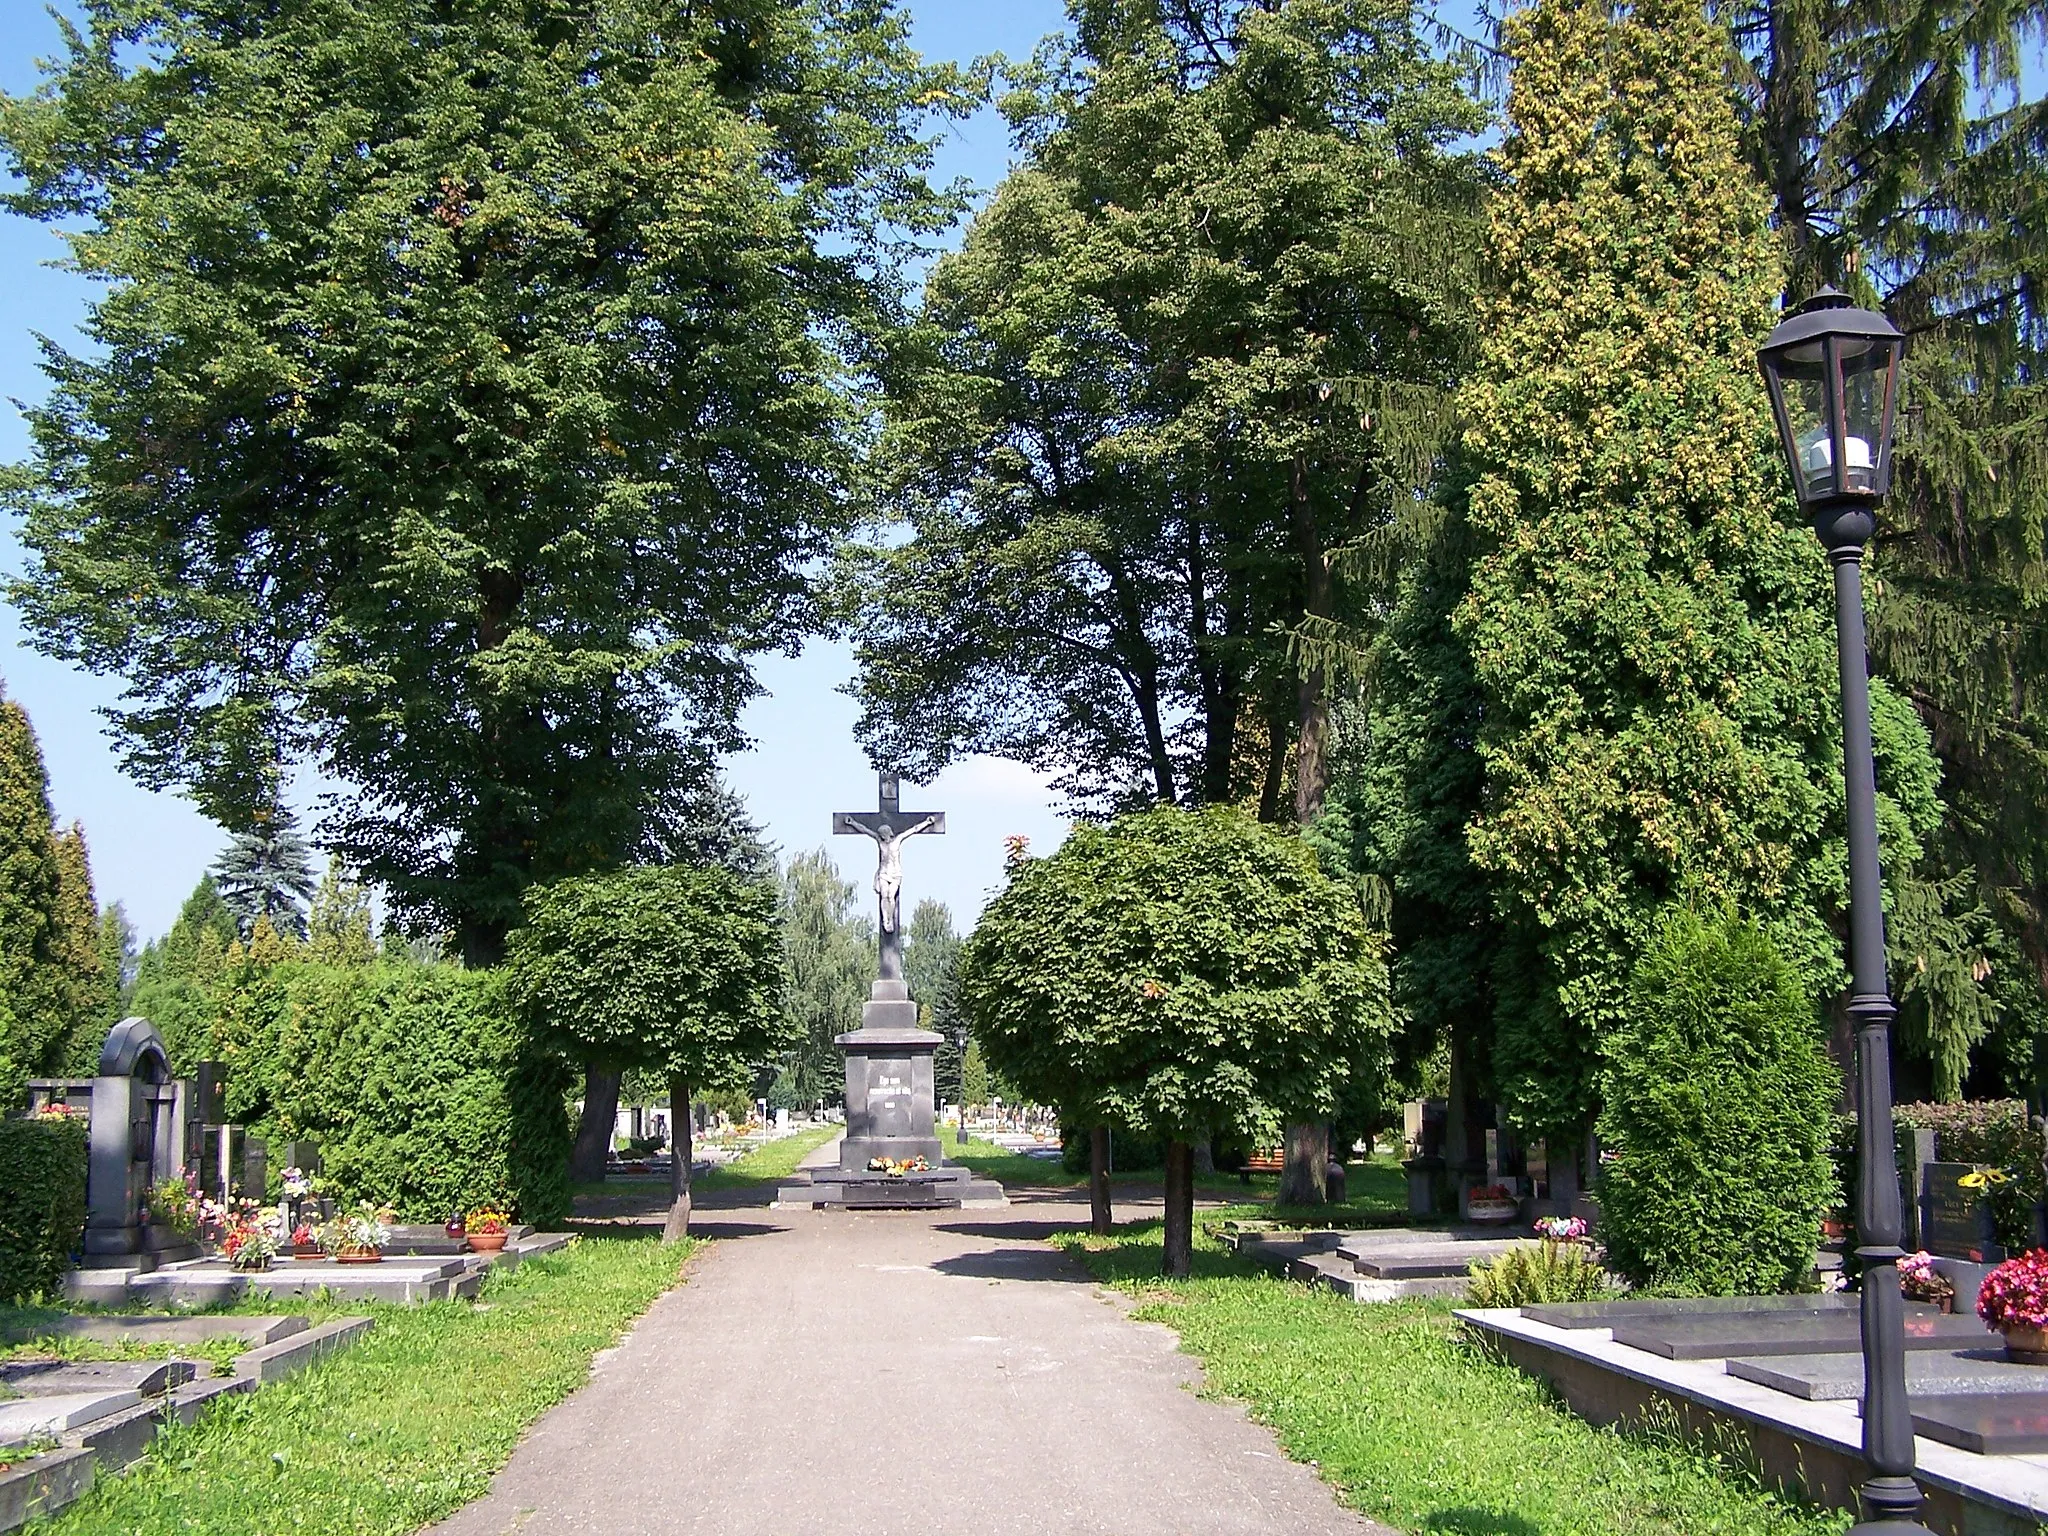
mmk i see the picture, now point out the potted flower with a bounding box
[1534,1215,1589,1244]
[1975,1249,2048,1361]
[1899,1250,1956,1312]
[220,1205,283,1272]
[1467,1184,1519,1224]
[318,1201,392,1264]
[289,1222,322,1260]
[466,1207,512,1254]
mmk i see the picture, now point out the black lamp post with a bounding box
[1759,288,1930,1536]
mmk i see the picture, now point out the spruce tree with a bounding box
[211,803,318,939]
[47,823,112,1073]
[1454,0,1942,1141]
[0,688,63,1103]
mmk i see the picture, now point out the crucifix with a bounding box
[833,771,946,982]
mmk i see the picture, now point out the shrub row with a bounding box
[210,960,574,1226]
[0,1114,87,1300]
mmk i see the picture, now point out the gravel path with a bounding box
[426,1167,1390,1536]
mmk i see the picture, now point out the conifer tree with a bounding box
[0,689,61,1102]
[129,877,240,1070]
[47,823,112,1073]
[306,857,377,965]
[211,803,318,940]
[1453,0,1942,1140]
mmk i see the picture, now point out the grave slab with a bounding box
[1906,1395,2048,1456]
[1524,1293,1863,1329]
[0,1359,195,1398]
[0,1313,306,1348]
[0,1390,140,1445]
[1610,1308,1995,1360]
[1728,1349,2048,1401]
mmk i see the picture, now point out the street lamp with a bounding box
[1759,288,1928,1536]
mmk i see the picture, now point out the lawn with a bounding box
[1059,1222,1843,1536]
[35,1234,689,1535]
[571,1120,842,1198]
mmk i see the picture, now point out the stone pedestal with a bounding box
[777,980,1004,1209]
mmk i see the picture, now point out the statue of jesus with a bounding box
[833,772,947,981]
[868,816,937,935]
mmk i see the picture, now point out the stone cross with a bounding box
[833,771,945,981]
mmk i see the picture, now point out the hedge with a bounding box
[211,960,574,1226]
[0,1114,88,1299]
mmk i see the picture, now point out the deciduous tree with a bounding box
[508,865,784,1241]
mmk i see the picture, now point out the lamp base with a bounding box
[1847,1474,1937,1535]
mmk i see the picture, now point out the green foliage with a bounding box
[905,898,963,1099]
[1061,1228,1843,1536]
[1453,0,1942,1140]
[129,879,239,1072]
[46,822,111,1080]
[0,0,971,961]
[506,865,785,1096]
[211,959,574,1225]
[211,803,317,940]
[779,850,873,1105]
[0,1115,88,1300]
[960,804,1391,1145]
[848,0,1486,814]
[305,856,378,965]
[1597,909,1837,1296]
[34,1236,686,1535]
[961,1039,991,1111]
[0,688,62,1104]
[1466,1242,1613,1308]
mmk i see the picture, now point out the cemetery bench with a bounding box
[1242,1147,1285,1179]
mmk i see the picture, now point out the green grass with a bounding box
[573,1121,843,1197]
[36,1234,690,1535]
[1059,1223,1843,1536]
[0,1330,249,1376]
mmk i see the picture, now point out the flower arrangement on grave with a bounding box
[146,1174,225,1242]
[1976,1249,2048,1361]
[867,1155,932,1178]
[1467,1184,1519,1224]
[33,1101,81,1120]
[281,1166,314,1200]
[220,1203,284,1272]
[317,1201,393,1261]
[465,1206,513,1253]
[289,1222,321,1259]
[1898,1251,1956,1309]
[1534,1215,1589,1243]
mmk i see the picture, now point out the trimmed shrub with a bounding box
[0,1115,88,1299]
[213,960,574,1226]
[1467,1241,1612,1307]
[1596,907,1837,1295]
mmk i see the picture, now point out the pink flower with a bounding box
[1978,1250,2048,1331]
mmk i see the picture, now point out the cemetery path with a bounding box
[425,1190,1393,1536]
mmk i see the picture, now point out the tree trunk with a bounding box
[1161,1139,1194,1279]
[1278,1121,1329,1206]
[1089,1124,1113,1236]
[572,1066,622,1185]
[1290,452,1335,826]
[662,1076,692,1244]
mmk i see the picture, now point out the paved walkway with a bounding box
[427,1152,1387,1536]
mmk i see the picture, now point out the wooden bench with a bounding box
[1242,1148,1285,1179]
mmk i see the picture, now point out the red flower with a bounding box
[1978,1250,2048,1331]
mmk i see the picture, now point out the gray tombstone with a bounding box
[1921,1160,2005,1264]
[81,1017,194,1268]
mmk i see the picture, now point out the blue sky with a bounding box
[0,0,1070,941]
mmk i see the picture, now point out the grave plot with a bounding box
[0,1313,371,1533]
[1461,1295,2048,1535]
[1219,1223,1538,1301]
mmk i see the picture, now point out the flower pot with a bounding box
[334,1250,384,1265]
[1467,1199,1519,1225]
[229,1257,271,1273]
[467,1231,509,1254]
[2003,1324,2048,1364]
[293,1247,323,1261]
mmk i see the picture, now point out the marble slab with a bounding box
[0,1388,141,1445]
[0,1359,195,1398]
[1727,1348,2048,1400]
[1524,1293,1863,1329]
[1610,1308,1995,1360]
[1907,1394,2048,1455]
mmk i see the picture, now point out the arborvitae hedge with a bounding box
[0,1114,88,1300]
[211,959,573,1226]
[0,691,63,1105]
[1597,907,1837,1294]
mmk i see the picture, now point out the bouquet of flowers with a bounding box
[147,1175,226,1241]
[1534,1215,1589,1243]
[1898,1250,1955,1307]
[1978,1250,2048,1333]
[317,1201,393,1258]
[281,1166,314,1200]
[34,1101,82,1121]
[867,1155,932,1177]
[466,1206,511,1236]
[289,1222,318,1254]
[220,1203,284,1271]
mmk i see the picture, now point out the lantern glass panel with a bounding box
[1837,336,1896,495]
[1770,340,1835,500]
